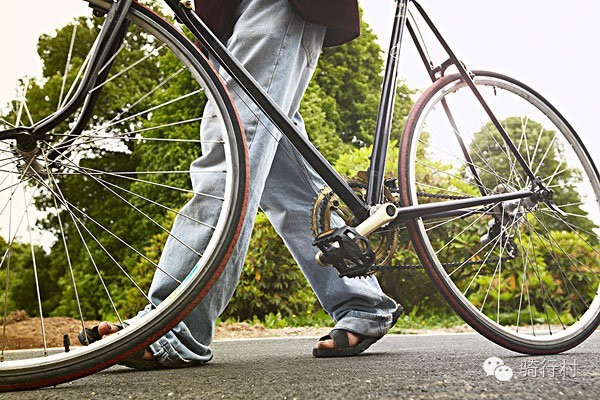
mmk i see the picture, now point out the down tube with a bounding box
[164,0,371,220]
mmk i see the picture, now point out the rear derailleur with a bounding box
[480,218,519,259]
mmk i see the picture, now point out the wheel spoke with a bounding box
[402,72,600,351]
[22,186,48,355]
[0,3,246,389]
[57,23,79,110]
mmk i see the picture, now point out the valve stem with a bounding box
[64,334,70,353]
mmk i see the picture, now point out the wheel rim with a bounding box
[403,72,600,350]
[0,1,245,387]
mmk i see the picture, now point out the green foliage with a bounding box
[313,20,415,146]
[301,81,351,162]
[472,117,597,234]
[300,19,415,161]
[314,19,383,146]
[0,238,56,317]
[252,309,334,329]
[222,212,319,321]
[0,10,422,327]
[391,306,464,333]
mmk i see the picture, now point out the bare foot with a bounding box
[314,330,361,350]
[97,321,121,338]
[97,322,154,360]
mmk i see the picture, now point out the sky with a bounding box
[1,0,599,163]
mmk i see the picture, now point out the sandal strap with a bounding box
[328,329,350,349]
[78,326,101,345]
[78,323,124,345]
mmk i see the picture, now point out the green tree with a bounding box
[471,117,597,234]
[0,9,417,324]
[0,238,55,317]
[313,19,415,148]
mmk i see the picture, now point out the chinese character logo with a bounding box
[519,359,578,379]
[483,357,513,381]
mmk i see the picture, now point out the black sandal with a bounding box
[312,329,382,358]
[78,323,164,370]
[78,323,125,345]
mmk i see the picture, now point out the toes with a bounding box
[315,332,361,350]
[98,321,121,337]
[142,349,154,360]
[316,339,335,350]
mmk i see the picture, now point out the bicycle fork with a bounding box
[0,0,133,165]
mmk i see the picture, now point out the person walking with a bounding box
[85,0,402,368]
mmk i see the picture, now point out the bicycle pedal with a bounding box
[313,226,375,278]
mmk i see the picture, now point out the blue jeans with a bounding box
[140,0,401,367]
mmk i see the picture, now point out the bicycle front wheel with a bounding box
[399,71,600,354]
[0,0,247,390]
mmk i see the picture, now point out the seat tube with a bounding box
[366,0,409,206]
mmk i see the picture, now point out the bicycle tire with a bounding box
[399,70,600,354]
[0,0,248,390]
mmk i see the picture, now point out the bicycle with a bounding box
[0,0,598,391]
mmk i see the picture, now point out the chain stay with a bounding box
[315,186,509,275]
[368,190,507,273]
[415,191,474,200]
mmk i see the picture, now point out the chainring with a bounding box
[311,172,399,266]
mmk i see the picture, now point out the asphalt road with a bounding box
[1,332,599,399]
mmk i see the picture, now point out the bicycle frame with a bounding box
[2,0,539,225]
[168,0,539,222]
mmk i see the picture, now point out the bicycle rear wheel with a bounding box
[399,70,600,354]
[0,0,247,390]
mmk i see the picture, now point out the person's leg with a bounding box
[132,0,330,367]
[259,113,401,346]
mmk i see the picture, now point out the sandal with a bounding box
[78,323,164,370]
[78,322,125,345]
[312,329,382,358]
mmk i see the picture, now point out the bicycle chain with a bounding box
[368,190,497,272]
[369,257,508,272]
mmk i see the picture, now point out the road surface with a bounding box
[1,332,598,399]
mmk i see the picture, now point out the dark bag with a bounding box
[193,0,359,47]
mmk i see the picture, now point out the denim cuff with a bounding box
[149,335,213,367]
[333,304,403,338]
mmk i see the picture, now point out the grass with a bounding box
[390,306,465,333]
[217,309,334,329]
[218,307,466,332]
